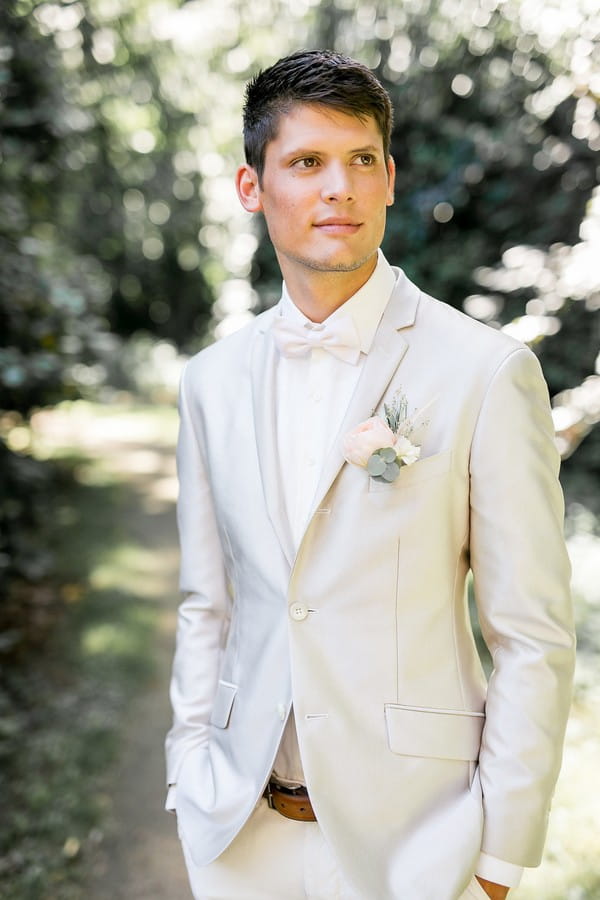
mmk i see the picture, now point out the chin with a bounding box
[298,250,376,274]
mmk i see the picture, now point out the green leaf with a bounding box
[382,461,401,482]
[380,446,397,463]
[384,402,399,432]
[367,454,386,476]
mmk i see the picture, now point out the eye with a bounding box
[293,157,319,169]
[355,153,376,166]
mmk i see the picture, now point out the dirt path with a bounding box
[35,404,192,899]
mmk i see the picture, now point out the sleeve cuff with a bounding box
[476,853,524,888]
[165,784,177,814]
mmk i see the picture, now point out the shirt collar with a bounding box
[279,249,397,354]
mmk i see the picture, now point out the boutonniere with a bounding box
[343,391,430,483]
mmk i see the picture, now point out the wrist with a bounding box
[476,876,510,899]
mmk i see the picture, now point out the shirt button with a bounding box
[289,602,308,622]
[276,703,287,721]
[307,456,316,467]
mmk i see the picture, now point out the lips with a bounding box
[314,218,362,234]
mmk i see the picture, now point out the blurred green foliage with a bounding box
[0,0,216,599]
[1,0,599,635]
[0,2,599,894]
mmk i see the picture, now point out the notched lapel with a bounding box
[250,313,295,566]
[305,273,421,527]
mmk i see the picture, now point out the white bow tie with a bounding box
[271,315,361,365]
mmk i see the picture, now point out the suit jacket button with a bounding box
[289,602,308,621]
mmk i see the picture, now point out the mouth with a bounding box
[313,219,362,235]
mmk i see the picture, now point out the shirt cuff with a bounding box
[165,784,177,813]
[476,853,524,888]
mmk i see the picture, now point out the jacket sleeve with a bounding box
[165,360,232,788]
[469,346,576,866]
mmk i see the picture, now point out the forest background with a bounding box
[1,0,599,897]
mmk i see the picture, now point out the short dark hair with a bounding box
[242,49,393,181]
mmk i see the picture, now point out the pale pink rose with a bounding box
[343,416,396,467]
[394,435,421,466]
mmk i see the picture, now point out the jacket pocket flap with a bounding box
[210,680,237,729]
[384,704,484,761]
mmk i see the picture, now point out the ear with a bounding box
[386,155,396,207]
[236,164,262,213]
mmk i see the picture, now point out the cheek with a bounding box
[267,207,298,238]
[265,196,310,236]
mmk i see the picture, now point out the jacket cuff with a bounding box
[476,852,524,888]
[165,784,177,814]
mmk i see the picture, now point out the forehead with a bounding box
[266,102,384,157]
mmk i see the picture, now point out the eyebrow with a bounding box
[283,144,382,160]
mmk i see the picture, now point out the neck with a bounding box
[280,255,378,323]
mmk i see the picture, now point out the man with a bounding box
[166,50,575,900]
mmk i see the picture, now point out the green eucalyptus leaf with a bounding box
[380,446,397,463]
[382,461,401,482]
[367,454,386,476]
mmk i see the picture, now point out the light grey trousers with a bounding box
[180,798,492,900]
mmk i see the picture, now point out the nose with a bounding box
[320,163,354,203]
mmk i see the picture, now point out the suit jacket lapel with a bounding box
[250,309,295,566]
[306,271,421,526]
[249,271,421,565]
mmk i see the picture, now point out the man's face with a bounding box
[237,103,395,284]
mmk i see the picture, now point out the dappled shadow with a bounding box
[0,405,189,899]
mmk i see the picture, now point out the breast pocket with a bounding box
[369,449,452,493]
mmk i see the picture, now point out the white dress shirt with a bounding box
[272,249,394,784]
[270,251,523,890]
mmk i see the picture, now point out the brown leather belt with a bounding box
[265,781,317,821]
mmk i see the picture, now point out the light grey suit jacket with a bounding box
[166,267,575,900]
